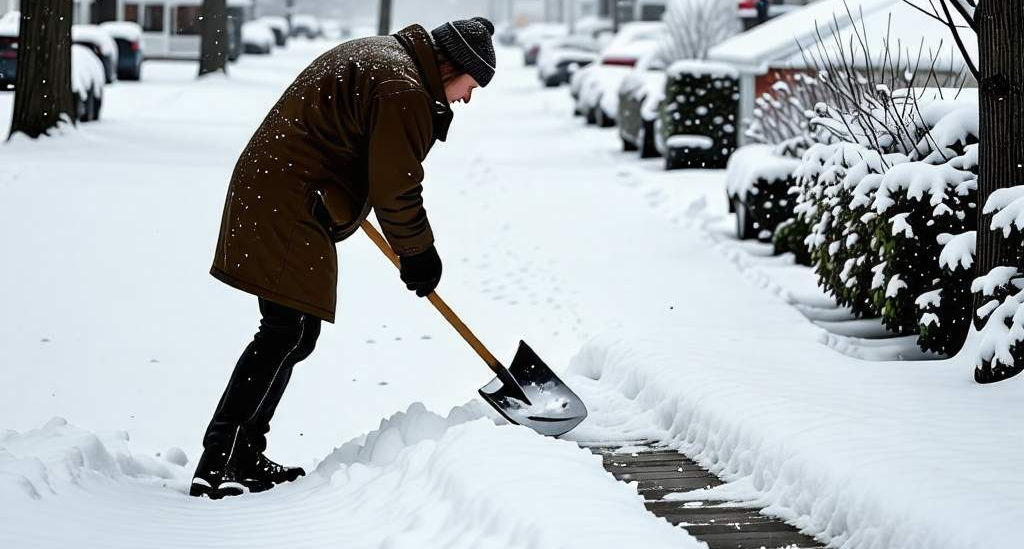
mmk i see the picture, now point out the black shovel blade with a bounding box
[478,341,588,437]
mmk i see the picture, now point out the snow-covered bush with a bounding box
[772,217,812,265]
[793,142,888,317]
[745,72,827,157]
[973,186,1024,381]
[973,265,1024,383]
[916,231,975,355]
[659,60,739,170]
[870,160,977,335]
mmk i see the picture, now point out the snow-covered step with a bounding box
[581,443,827,549]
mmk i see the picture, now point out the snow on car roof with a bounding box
[72,25,118,57]
[99,21,143,43]
[707,0,895,72]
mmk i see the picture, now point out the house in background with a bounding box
[93,0,251,60]
[707,0,975,145]
[0,0,95,23]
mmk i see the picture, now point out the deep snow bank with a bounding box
[0,405,704,549]
[564,321,1024,549]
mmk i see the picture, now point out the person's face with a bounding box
[445,73,480,105]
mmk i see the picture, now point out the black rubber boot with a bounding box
[189,430,272,500]
[247,453,306,486]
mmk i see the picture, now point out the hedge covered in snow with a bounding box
[784,97,980,354]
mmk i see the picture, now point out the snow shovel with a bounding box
[361,220,588,437]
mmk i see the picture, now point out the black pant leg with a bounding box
[203,297,321,453]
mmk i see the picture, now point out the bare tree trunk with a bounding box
[198,0,228,77]
[8,1,75,139]
[972,1,1024,328]
[611,0,620,31]
[378,0,393,36]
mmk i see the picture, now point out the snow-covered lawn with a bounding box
[1,39,1022,549]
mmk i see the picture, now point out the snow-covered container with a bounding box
[659,59,740,170]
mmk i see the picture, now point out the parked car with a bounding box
[516,23,567,66]
[537,34,599,87]
[99,21,143,81]
[495,21,517,46]
[0,17,17,90]
[241,20,275,54]
[572,22,666,126]
[71,43,106,122]
[0,17,104,122]
[258,16,289,47]
[290,14,321,39]
[618,51,668,156]
[72,24,118,84]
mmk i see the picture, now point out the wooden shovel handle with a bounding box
[360,219,503,374]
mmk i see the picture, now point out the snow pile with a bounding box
[564,324,1024,549]
[0,417,182,501]
[0,406,704,549]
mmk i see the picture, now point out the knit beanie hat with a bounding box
[430,17,497,87]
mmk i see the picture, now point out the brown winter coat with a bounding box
[209,24,454,323]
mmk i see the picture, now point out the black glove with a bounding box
[399,246,442,297]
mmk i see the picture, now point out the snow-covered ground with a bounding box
[1,38,1022,548]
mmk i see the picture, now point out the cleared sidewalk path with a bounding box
[582,442,826,549]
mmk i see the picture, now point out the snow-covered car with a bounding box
[494,21,517,46]
[573,22,666,127]
[516,23,567,66]
[99,21,143,81]
[618,52,668,156]
[290,14,321,39]
[0,16,104,122]
[537,34,599,87]
[0,16,17,89]
[241,20,275,55]
[71,43,106,122]
[72,24,118,84]
[258,16,289,47]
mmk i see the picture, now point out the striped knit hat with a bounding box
[431,17,497,87]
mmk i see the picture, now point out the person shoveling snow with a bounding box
[193,18,498,500]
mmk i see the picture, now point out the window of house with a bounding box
[174,6,202,35]
[142,5,164,32]
[124,3,140,24]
